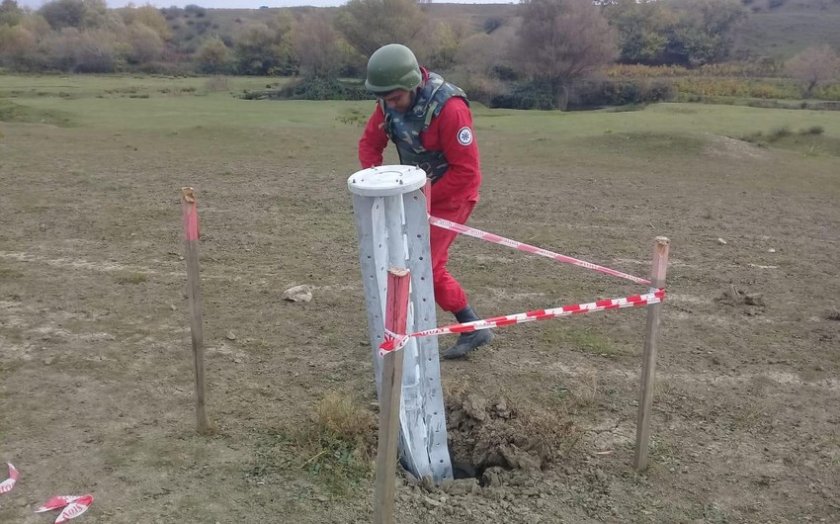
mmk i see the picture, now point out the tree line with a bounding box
[1,0,838,108]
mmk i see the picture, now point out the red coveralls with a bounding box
[358,77,482,313]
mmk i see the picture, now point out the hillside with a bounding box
[425,0,840,61]
[733,0,840,59]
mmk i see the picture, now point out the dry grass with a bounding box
[312,391,376,448]
[299,392,377,494]
[113,271,148,285]
[204,76,231,93]
[554,369,604,414]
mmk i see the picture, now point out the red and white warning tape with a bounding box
[381,288,665,353]
[0,463,92,522]
[429,216,651,286]
[0,463,18,494]
[53,495,93,523]
[36,495,82,513]
[36,494,93,523]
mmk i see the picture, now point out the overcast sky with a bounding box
[18,0,515,9]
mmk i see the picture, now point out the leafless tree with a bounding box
[456,23,517,77]
[785,45,840,97]
[293,11,342,76]
[334,0,428,58]
[515,0,617,109]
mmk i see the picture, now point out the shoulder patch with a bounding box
[457,126,473,146]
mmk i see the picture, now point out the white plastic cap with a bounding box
[347,165,427,197]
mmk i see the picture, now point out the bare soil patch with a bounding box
[1,98,839,523]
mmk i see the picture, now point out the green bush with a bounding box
[241,75,371,101]
[491,64,519,82]
[490,80,556,110]
[489,78,676,110]
[448,72,507,107]
[282,76,369,101]
[814,83,840,101]
[767,126,792,141]
[672,77,797,99]
[741,125,793,145]
[572,79,675,108]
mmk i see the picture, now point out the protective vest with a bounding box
[381,72,468,183]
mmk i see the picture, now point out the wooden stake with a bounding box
[374,268,410,524]
[181,187,210,434]
[634,236,670,471]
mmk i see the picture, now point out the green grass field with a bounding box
[3,74,838,146]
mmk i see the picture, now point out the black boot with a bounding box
[442,305,494,359]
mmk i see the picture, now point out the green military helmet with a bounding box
[365,44,422,94]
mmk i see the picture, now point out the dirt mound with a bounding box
[445,387,575,486]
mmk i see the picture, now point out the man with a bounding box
[358,43,492,359]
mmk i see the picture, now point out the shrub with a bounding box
[491,64,519,82]
[490,80,556,110]
[606,61,784,79]
[569,78,676,109]
[483,16,503,34]
[672,77,797,99]
[241,76,370,101]
[447,71,507,107]
[195,36,232,74]
[0,25,41,71]
[741,125,794,145]
[282,75,369,101]
[767,126,792,141]
[814,83,840,101]
[126,22,164,64]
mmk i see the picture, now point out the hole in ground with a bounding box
[444,386,575,487]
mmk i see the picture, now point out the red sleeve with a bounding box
[358,103,389,168]
[428,97,481,203]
